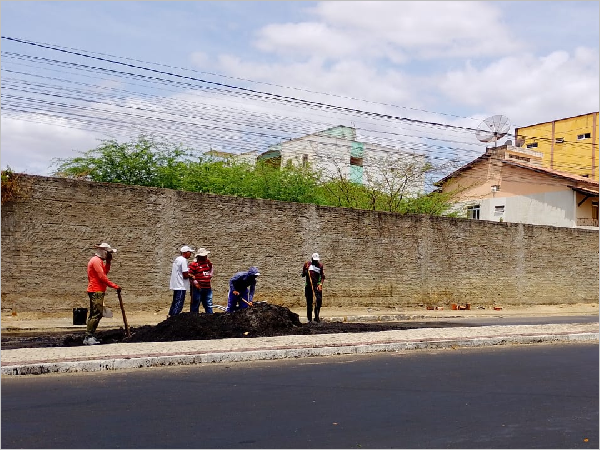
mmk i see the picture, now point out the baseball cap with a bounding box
[311,253,320,261]
[180,245,194,253]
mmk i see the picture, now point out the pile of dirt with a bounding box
[127,303,303,342]
[2,303,474,349]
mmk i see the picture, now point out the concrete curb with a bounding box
[3,331,597,376]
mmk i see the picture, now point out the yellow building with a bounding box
[515,112,599,180]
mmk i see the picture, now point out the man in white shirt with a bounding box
[168,245,194,317]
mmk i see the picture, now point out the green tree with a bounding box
[51,135,191,189]
[50,136,457,216]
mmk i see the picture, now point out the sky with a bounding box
[1,1,599,180]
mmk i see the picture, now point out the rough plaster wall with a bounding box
[1,175,598,313]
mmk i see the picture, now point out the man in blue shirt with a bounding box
[226,266,260,312]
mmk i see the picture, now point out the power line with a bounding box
[1,36,494,136]
[1,36,487,122]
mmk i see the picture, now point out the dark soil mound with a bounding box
[1,304,476,349]
[127,303,303,342]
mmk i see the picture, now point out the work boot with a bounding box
[83,336,100,346]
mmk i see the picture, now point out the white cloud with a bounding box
[437,47,600,126]
[218,54,413,102]
[255,1,524,62]
[0,116,108,175]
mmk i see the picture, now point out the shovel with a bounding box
[117,290,131,338]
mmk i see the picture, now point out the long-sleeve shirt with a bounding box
[229,270,258,302]
[302,261,325,289]
[87,255,119,292]
[188,260,213,289]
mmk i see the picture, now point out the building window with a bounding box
[350,156,363,167]
[577,133,591,140]
[555,137,564,143]
[526,142,538,148]
[467,205,480,220]
[494,205,505,215]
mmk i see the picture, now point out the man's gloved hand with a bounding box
[116,287,122,293]
[106,252,113,262]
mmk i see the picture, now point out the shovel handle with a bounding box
[117,290,131,337]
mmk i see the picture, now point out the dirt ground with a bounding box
[2,302,597,350]
[1,303,474,349]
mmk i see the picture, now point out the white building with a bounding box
[257,126,427,196]
[435,144,599,228]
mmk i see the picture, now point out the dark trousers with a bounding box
[227,290,249,313]
[305,284,322,322]
[169,290,186,316]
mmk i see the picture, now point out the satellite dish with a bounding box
[475,115,511,146]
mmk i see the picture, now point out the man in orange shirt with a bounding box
[84,242,121,345]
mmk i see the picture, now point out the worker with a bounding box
[168,245,194,317]
[302,252,325,323]
[188,248,214,314]
[84,242,121,345]
[226,266,260,312]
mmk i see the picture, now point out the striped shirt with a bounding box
[189,260,213,288]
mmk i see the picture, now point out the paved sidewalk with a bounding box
[2,305,598,376]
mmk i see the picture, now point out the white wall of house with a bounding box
[276,134,426,195]
[279,135,352,179]
[458,190,577,227]
[502,191,576,227]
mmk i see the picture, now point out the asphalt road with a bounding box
[441,314,600,326]
[2,342,598,449]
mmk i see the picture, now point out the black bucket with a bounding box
[73,308,88,325]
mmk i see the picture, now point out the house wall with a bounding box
[280,135,352,180]
[441,159,598,227]
[502,192,575,227]
[440,160,496,201]
[2,175,598,314]
[515,112,599,180]
[275,128,426,194]
[447,191,576,226]
[500,165,570,196]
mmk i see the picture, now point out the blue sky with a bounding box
[1,1,598,176]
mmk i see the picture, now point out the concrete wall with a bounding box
[1,175,598,313]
